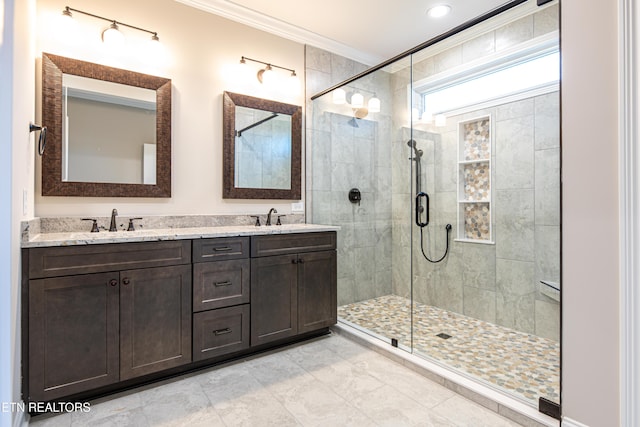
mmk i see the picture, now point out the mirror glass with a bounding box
[62,75,157,185]
[234,105,292,190]
[223,91,301,200]
[41,53,172,198]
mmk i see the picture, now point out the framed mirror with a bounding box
[41,53,172,197]
[223,91,301,199]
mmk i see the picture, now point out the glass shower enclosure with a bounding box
[308,1,560,409]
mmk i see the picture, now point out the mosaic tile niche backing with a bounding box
[458,116,492,241]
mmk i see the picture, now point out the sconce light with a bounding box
[239,56,299,92]
[332,87,381,119]
[60,6,162,48]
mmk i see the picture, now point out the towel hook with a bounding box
[29,122,47,156]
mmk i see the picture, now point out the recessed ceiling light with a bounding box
[427,4,451,18]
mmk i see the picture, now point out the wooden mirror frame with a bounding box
[223,91,301,200]
[41,53,172,197]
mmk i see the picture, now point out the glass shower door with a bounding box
[308,56,414,351]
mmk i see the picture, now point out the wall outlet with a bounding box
[291,201,304,213]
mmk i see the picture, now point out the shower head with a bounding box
[407,139,423,158]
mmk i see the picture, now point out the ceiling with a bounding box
[175,0,524,65]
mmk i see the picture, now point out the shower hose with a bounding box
[419,223,452,263]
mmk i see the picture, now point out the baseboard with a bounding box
[561,417,589,427]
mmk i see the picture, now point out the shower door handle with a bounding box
[416,192,429,227]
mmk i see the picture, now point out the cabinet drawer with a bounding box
[193,305,250,361]
[29,241,191,279]
[193,237,249,262]
[193,259,250,312]
[251,232,336,257]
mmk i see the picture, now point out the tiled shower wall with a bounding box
[306,3,560,341]
[305,46,395,306]
[392,4,560,341]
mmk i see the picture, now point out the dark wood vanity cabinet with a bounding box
[192,237,251,361]
[250,232,337,346]
[25,241,192,402]
[23,231,336,405]
[28,272,120,402]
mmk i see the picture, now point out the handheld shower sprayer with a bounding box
[408,139,451,263]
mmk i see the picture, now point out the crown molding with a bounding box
[174,0,382,66]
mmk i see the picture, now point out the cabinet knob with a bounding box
[109,279,118,287]
[122,278,130,285]
[291,258,298,264]
[298,258,305,264]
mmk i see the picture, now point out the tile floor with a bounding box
[338,295,560,405]
[30,332,524,426]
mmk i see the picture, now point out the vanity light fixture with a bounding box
[239,56,299,90]
[331,87,381,118]
[60,6,162,47]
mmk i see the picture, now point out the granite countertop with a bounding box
[22,223,340,248]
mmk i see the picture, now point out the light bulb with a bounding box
[102,22,125,47]
[57,7,79,43]
[333,88,346,105]
[258,65,274,86]
[288,71,301,95]
[368,97,381,113]
[351,93,364,108]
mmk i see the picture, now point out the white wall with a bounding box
[1,0,36,426]
[35,0,305,218]
[561,0,620,425]
[0,0,14,424]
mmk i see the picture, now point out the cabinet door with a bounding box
[28,272,119,401]
[298,250,337,333]
[250,255,298,346]
[120,265,192,380]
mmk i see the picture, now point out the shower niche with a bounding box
[457,115,493,243]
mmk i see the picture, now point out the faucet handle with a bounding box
[276,215,286,226]
[81,218,99,233]
[250,215,261,227]
[127,217,143,231]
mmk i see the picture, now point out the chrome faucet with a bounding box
[266,208,278,226]
[109,209,118,232]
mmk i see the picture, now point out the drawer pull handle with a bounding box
[213,328,231,336]
[213,247,233,252]
[122,278,130,285]
[109,279,118,287]
[214,281,232,287]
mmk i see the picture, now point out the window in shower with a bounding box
[415,33,559,118]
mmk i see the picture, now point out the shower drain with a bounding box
[436,333,452,340]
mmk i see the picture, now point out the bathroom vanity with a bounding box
[21,225,337,405]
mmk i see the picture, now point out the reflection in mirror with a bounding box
[223,91,301,200]
[62,75,157,185]
[234,106,291,190]
[41,53,171,197]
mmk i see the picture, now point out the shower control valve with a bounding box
[348,188,361,206]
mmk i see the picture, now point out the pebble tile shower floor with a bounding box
[338,295,560,405]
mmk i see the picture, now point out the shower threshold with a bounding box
[337,295,559,412]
